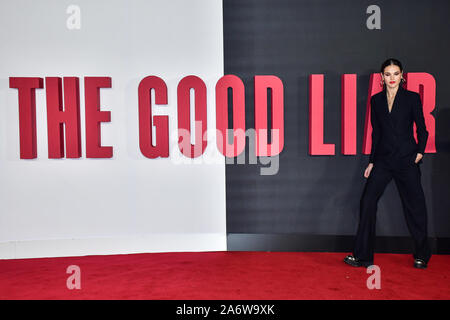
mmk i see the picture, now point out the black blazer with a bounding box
[369,85,428,163]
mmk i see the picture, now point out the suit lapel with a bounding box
[380,88,394,129]
[383,85,405,128]
[389,85,404,118]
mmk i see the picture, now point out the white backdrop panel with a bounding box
[0,0,226,259]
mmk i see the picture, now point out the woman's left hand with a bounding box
[415,153,423,164]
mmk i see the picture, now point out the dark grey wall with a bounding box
[223,0,450,244]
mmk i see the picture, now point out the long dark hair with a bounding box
[380,58,403,73]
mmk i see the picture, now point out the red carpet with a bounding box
[0,251,449,300]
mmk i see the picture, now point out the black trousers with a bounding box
[353,155,431,264]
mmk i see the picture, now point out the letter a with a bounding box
[66,265,81,290]
[66,5,81,30]
[366,265,381,290]
[366,5,381,30]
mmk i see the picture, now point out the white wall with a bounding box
[0,0,226,259]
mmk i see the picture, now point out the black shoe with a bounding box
[414,259,427,269]
[343,255,373,268]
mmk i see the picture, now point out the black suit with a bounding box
[353,85,431,264]
[369,85,428,163]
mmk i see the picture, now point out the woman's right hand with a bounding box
[364,163,374,178]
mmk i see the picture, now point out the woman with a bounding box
[344,58,431,269]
